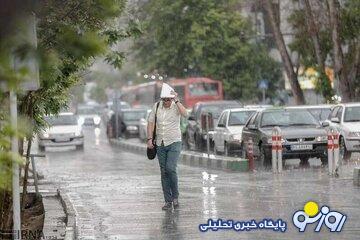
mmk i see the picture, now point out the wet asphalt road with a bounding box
[36,127,360,240]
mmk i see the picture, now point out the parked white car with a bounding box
[38,112,84,151]
[213,108,259,156]
[327,103,360,160]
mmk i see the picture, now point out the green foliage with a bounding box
[134,0,281,102]
[90,84,108,103]
[288,0,360,101]
[0,0,138,191]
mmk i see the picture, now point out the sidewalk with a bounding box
[25,176,75,240]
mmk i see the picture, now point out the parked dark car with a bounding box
[107,108,148,139]
[241,108,329,167]
[185,100,242,151]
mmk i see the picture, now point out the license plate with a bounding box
[291,144,313,150]
[55,136,70,142]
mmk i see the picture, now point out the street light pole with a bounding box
[114,91,119,139]
[10,90,21,240]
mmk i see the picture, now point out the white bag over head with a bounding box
[160,83,176,98]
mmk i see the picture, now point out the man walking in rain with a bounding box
[147,83,188,210]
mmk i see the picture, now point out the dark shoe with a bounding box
[173,199,179,209]
[162,202,172,211]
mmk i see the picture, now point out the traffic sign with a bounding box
[259,79,269,90]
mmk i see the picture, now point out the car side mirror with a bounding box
[331,117,340,123]
[248,124,257,130]
[188,115,195,121]
[321,121,330,127]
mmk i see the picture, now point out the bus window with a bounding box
[189,82,218,96]
[173,85,185,101]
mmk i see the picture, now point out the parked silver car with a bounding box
[327,103,360,160]
[241,108,328,166]
[213,108,258,156]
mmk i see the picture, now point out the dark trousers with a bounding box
[157,141,182,203]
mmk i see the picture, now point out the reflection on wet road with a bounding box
[36,127,360,240]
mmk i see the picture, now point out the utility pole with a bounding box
[10,90,21,240]
[114,91,119,139]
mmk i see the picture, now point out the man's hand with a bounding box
[170,90,179,102]
[147,139,154,149]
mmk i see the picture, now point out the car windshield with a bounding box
[228,111,256,126]
[201,104,240,119]
[112,102,131,111]
[77,107,97,115]
[123,111,146,121]
[308,108,331,121]
[261,110,319,127]
[45,115,78,126]
[344,106,360,122]
[189,82,218,96]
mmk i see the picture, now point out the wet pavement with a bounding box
[35,127,360,240]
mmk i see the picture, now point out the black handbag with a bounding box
[147,102,160,160]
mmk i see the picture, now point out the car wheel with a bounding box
[339,137,351,161]
[195,133,203,151]
[320,156,328,166]
[259,144,270,168]
[184,133,191,150]
[214,143,221,155]
[299,157,310,166]
[76,144,84,151]
[38,145,45,152]
[240,142,246,159]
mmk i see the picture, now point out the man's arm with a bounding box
[147,105,156,148]
[171,91,188,117]
[175,101,187,117]
[147,121,155,141]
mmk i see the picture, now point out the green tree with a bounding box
[289,0,360,102]
[1,0,140,229]
[134,0,281,102]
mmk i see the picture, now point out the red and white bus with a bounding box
[120,77,223,108]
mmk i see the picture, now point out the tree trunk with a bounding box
[328,0,352,102]
[264,0,305,105]
[303,0,333,101]
[21,138,32,220]
[303,0,324,70]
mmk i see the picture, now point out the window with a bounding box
[246,113,258,127]
[228,111,256,126]
[188,82,218,97]
[222,111,229,126]
[45,115,78,126]
[218,112,225,127]
[173,85,185,101]
[260,110,318,127]
[308,108,331,122]
[344,106,360,122]
[336,107,343,121]
[329,107,339,120]
[254,113,261,127]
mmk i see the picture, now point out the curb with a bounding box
[354,167,360,186]
[110,138,248,172]
[57,189,77,240]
